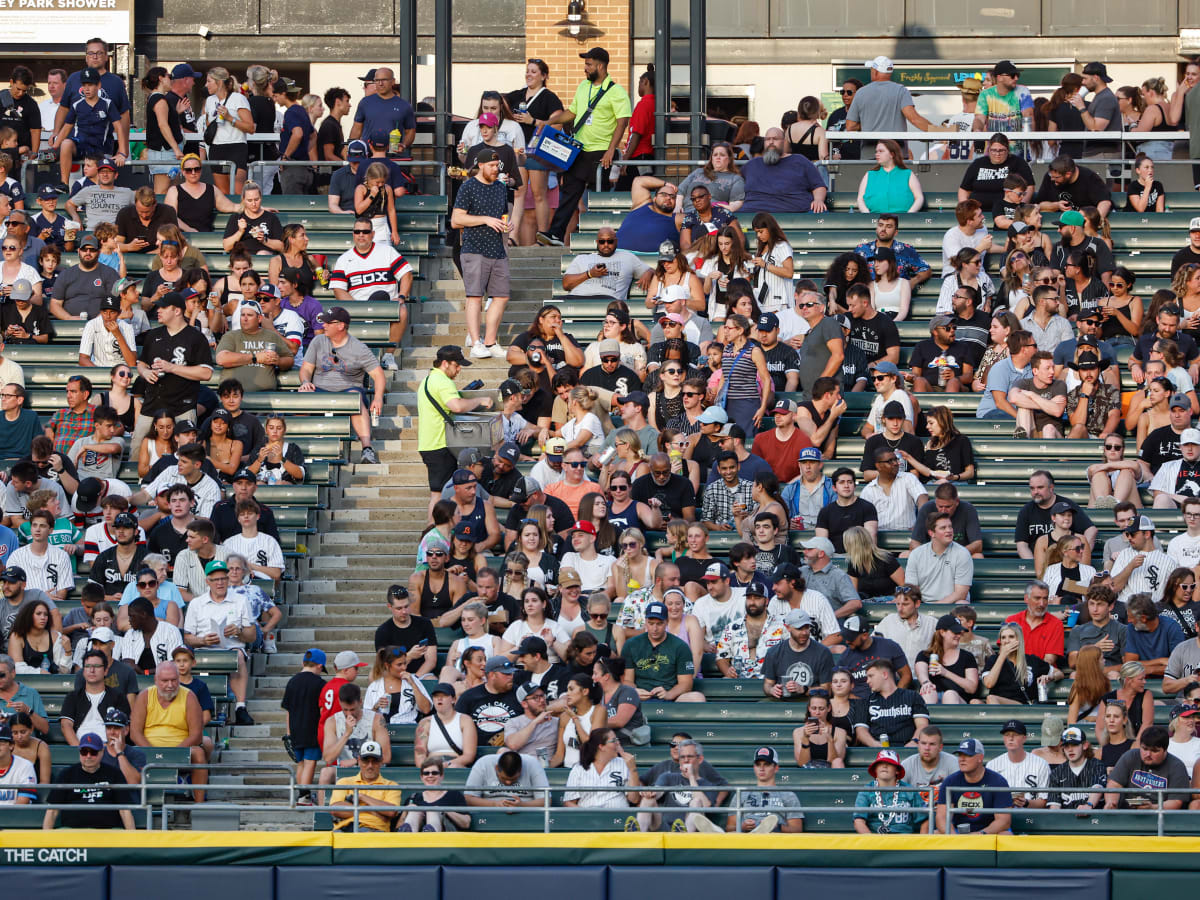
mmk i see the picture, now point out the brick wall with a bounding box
[524,0,633,102]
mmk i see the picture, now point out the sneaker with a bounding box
[623,815,640,832]
[669,818,687,833]
[536,231,564,247]
[487,343,507,359]
[380,351,398,370]
[234,707,255,726]
[469,340,490,359]
[687,813,724,834]
[296,793,313,807]
[748,814,779,834]
[361,446,380,465]
[1012,426,1028,439]
[263,633,278,654]
[421,824,437,832]
[1092,495,1118,509]
[398,823,413,832]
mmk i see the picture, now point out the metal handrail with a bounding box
[249,158,448,198]
[19,156,237,194]
[594,158,710,190]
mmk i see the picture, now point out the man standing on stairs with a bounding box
[451,149,512,360]
[299,307,386,465]
[418,345,494,518]
[329,216,413,371]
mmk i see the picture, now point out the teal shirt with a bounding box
[853,779,928,833]
[621,631,694,692]
[863,166,915,214]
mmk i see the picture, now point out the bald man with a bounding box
[562,226,654,299]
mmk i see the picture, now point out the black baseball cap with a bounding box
[580,47,610,64]
[80,67,102,84]
[0,565,26,582]
[155,291,186,311]
[436,345,471,366]
[317,306,350,325]
[1000,719,1028,735]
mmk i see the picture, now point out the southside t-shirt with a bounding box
[138,323,214,417]
[850,688,929,745]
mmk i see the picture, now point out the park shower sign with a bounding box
[0,0,131,45]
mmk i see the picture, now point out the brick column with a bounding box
[524,0,633,98]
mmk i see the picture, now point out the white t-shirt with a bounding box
[363,674,430,725]
[223,532,285,573]
[118,620,184,668]
[1168,737,1200,776]
[1168,532,1200,570]
[6,544,74,595]
[691,593,747,645]
[867,391,915,434]
[559,552,615,592]
[183,591,253,650]
[776,307,812,345]
[143,468,222,518]
[78,316,136,368]
[767,589,840,643]
[202,92,252,145]
[0,753,36,805]
[941,226,989,275]
[502,618,571,662]
[562,413,605,449]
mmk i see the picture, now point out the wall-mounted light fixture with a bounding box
[555,0,604,42]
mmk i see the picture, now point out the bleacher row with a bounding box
[1,191,452,825]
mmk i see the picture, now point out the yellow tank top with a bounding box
[144,685,192,745]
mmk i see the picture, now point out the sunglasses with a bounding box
[840,88,855,95]
[115,369,131,377]
[1,246,17,251]
[352,229,373,235]
[682,391,702,397]
[610,483,629,491]
[182,166,201,173]
[420,769,441,777]
[596,238,616,245]
[79,747,101,756]
[566,461,587,468]
[505,568,524,575]
[589,612,608,619]
[621,541,640,549]
[662,367,683,375]
[797,302,820,309]
[137,579,157,587]
[427,550,447,557]
[600,356,620,363]
[872,374,889,382]
[1183,584,1197,592]
[1104,443,1123,450]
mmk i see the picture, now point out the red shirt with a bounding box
[750,427,815,484]
[317,675,349,739]
[627,93,655,159]
[1004,611,1065,661]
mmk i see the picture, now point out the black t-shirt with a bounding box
[0,302,54,343]
[281,669,326,748]
[513,662,571,702]
[373,615,437,651]
[504,87,565,143]
[483,467,522,504]
[631,471,696,521]
[1034,167,1112,215]
[1064,277,1110,319]
[464,142,523,193]
[839,635,909,698]
[211,497,279,542]
[519,386,554,425]
[141,268,186,300]
[138,324,214,417]
[1014,497,1094,549]
[114,204,178,253]
[850,312,901,364]
[316,115,345,161]
[1125,180,1165,213]
[762,342,801,392]
[816,498,878,553]
[922,435,975,481]
[848,553,901,600]
[453,176,509,260]
[222,210,283,256]
[0,89,41,149]
[1132,331,1200,366]
[850,688,929,745]
[89,546,147,597]
[991,195,1020,227]
[1171,245,1200,277]
[1050,234,1115,277]
[147,518,190,570]
[511,330,581,373]
[915,649,978,698]
[504,495,573,534]
[676,554,712,586]
[909,338,973,378]
[861,432,924,475]
[455,684,522,739]
[959,154,1035,209]
[49,763,129,828]
[579,363,643,398]
[1140,425,1184,474]
[982,653,1049,703]
[691,434,723,477]
[910,499,983,547]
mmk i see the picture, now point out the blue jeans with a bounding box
[979,408,1014,420]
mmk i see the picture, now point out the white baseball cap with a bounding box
[1190,216,1200,232]
[1182,428,1200,446]
[866,56,894,73]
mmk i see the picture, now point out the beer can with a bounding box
[880,733,890,748]
[1037,681,1048,703]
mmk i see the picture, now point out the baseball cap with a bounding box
[798,446,822,462]
[172,644,195,659]
[702,561,731,580]
[358,68,378,82]
[358,740,384,759]
[956,738,985,756]
[615,390,650,409]
[204,560,229,576]
[718,424,746,440]
[580,47,610,63]
[834,314,852,331]
[0,566,25,582]
[570,520,597,537]
[868,748,905,779]
[866,56,893,73]
[1170,393,1191,410]
[1170,703,1199,721]
[544,437,567,459]
[368,129,390,148]
[457,447,483,468]
[1041,713,1066,747]
[37,183,60,200]
[303,648,327,668]
[597,339,621,358]
[1082,61,1113,83]
[697,406,729,425]
[657,240,680,262]
[475,148,502,165]
[1060,726,1086,745]
[451,469,477,486]
[254,285,281,303]
[478,112,499,128]
[1126,514,1157,534]
[752,746,779,765]
[557,567,582,589]
[497,442,521,464]
[745,579,770,599]
[435,344,470,366]
[1000,719,1028,735]
[756,312,780,332]
[76,478,103,511]
[935,613,965,634]
[334,650,367,670]
[872,360,900,376]
[485,655,517,674]
[99,295,120,312]
[9,280,33,303]
[882,400,907,420]
[430,682,457,697]
[772,398,799,415]
[1057,210,1085,228]
[992,60,1020,77]
[90,626,115,644]
[346,139,369,160]
[78,234,100,249]
[499,379,523,398]
[0,722,11,742]
[79,732,105,751]
[155,291,186,311]
[644,601,668,621]
[210,408,234,425]
[1182,428,1200,446]
[517,636,549,657]
[771,563,801,582]
[103,707,130,727]
[801,535,836,556]
[112,512,137,529]
[516,682,546,703]
[783,608,813,629]
[839,614,869,640]
[232,468,255,483]
[1190,216,1200,233]
[1049,500,1074,515]
[509,476,540,505]
[97,156,117,172]
[1007,221,1031,238]
[171,63,202,79]
[929,314,953,331]
[659,312,687,326]
[317,306,351,325]
[80,67,102,84]
[112,276,140,296]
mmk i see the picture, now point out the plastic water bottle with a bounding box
[168,166,180,181]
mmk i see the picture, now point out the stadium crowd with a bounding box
[3,38,1200,832]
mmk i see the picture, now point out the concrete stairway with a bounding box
[227,245,562,829]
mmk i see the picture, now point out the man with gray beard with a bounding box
[129,660,208,800]
[740,128,828,216]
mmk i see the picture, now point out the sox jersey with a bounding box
[7,544,75,594]
[1111,546,1180,604]
[329,244,413,301]
[987,752,1050,802]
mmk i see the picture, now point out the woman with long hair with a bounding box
[645,241,706,316]
[512,518,559,587]
[599,430,651,493]
[1134,376,1174,452]
[903,406,976,484]
[787,96,828,163]
[1067,645,1109,724]
[508,304,585,372]
[1064,250,1110,319]
[743,473,789,545]
[793,688,848,767]
[577,491,617,556]
[1158,566,1200,639]
[605,468,660,534]
[440,601,513,684]
[606,527,655,600]
[915,616,979,705]
[983,622,1052,704]
[1098,266,1142,343]
[1046,72,1086,159]
[937,248,995,315]
[201,66,254,194]
[137,410,177,479]
[1014,205,1056,262]
[663,586,705,676]
[732,120,760,159]
[856,139,923,213]
[507,58,564,237]
[454,646,488,699]
[1033,506,1082,578]
[656,428,700,494]
[1174,264,1200,342]
[563,726,641,807]
[677,142,745,214]
[997,249,1035,316]
[412,690,478,770]
[245,65,281,194]
[869,246,911,321]
[824,252,871,314]
[1096,700,1135,768]
[550,673,607,768]
[7,599,69,674]
[829,668,856,738]
[524,502,566,557]
[1124,154,1166,213]
[844,525,903,602]
[1132,77,1175,160]
[562,385,604,453]
[715,314,772,437]
[1043,535,1097,606]
[141,66,183,195]
[1098,660,1154,743]
[595,657,649,745]
[98,362,139,437]
[267,223,317,298]
[503,586,570,661]
[971,311,1022,391]
[1087,434,1142,508]
[750,213,794,313]
[203,410,243,480]
[9,711,51,788]
[363,646,433,725]
[697,226,753,319]
[1117,84,1146,129]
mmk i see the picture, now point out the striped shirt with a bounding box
[1111,547,1180,604]
[987,752,1050,801]
[722,340,762,402]
[563,757,633,808]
